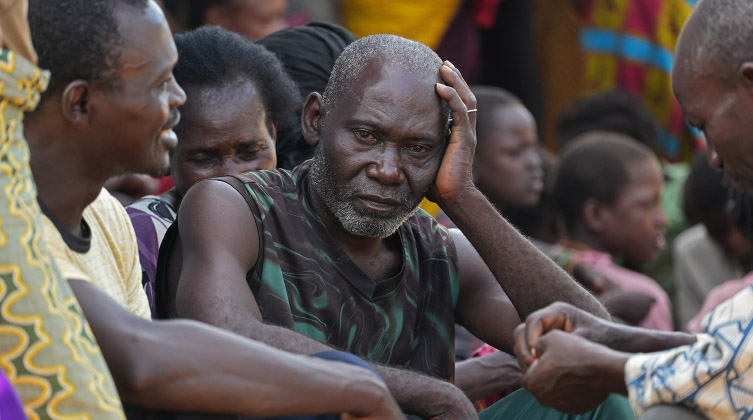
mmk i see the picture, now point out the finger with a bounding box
[514,324,535,368]
[438,63,476,128]
[524,312,572,359]
[435,81,471,138]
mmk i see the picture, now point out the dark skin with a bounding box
[513,302,696,414]
[169,58,608,419]
[23,2,402,418]
[509,14,753,411]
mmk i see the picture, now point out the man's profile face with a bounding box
[91,1,186,177]
[673,30,753,192]
[310,61,446,238]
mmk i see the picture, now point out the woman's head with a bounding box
[170,26,299,196]
[471,86,543,209]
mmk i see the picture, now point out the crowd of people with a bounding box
[2,0,753,419]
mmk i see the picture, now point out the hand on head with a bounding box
[430,61,478,205]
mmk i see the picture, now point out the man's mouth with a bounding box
[357,194,401,213]
[159,111,181,147]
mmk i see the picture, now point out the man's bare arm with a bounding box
[68,279,402,419]
[172,180,478,420]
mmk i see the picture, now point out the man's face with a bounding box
[473,104,543,209]
[171,81,276,196]
[598,157,667,262]
[673,33,753,192]
[219,0,286,40]
[310,62,446,238]
[90,1,186,178]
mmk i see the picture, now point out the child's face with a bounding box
[599,157,667,262]
[473,104,544,209]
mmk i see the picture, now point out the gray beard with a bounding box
[309,147,424,238]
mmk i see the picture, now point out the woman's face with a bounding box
[171,81,277,197]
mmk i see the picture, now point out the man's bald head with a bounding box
[677,0,753,81]
[321,34,449,126]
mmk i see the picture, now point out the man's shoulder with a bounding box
[85,188,137,244]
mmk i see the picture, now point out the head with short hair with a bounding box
[556,91,658,152]
[555,132,667,261]
[471,85,543,209]
[257,22,356,169]
[169,26,299,196]
[28,0,187,178]
[29,0,150,101]
[303,34,450,239]
[672,0,753,191]
[321,34,450,129]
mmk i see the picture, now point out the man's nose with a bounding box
[171,78,187,108]
[366,148,405,185]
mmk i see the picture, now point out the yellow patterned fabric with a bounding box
[0,50,124,419]
[42,188,151,320]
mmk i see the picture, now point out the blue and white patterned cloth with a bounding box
[625,286,753,419]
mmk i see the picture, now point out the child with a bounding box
[554,132,673,331]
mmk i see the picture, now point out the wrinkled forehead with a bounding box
[337,59,445,122]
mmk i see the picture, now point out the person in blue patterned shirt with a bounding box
[513,1,753,418]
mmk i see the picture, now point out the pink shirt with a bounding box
[687,271,753,333]
[574,250,673,331]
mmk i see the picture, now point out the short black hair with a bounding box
[556,90,659,152]
[471,85,523,146]
[554,132,656,231]
[173,26,299,132]
[29,0,149,100]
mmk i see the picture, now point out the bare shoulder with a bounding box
[177,179,259,256]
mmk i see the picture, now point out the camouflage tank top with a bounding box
[162,161,460,380]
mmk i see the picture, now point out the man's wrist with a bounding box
[435,186,484,218]
[591,346,630,395]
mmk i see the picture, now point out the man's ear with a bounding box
[60,80,91,127]
[739,62,753,93]
[582,198,608,234]
[301,92,324,147]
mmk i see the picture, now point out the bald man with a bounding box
[512,1,753,419]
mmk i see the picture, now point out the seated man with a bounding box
[553,133,673,331]
[163,33,632,419]
[513,0,753,418]
[25,0,402,418]
[126,26,298,317]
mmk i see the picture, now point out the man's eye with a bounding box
[407,145,429,154]
[355,130,377,142]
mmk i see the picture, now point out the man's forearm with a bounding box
[594,322,696,353]
[71,280,391,417]
[236,321,478,419]
[455,351,522,401]
[441,188,609,319]
[133,320,393,417]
